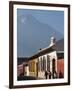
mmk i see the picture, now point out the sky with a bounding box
[17,9,64,57]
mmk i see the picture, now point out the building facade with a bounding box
[28,37,58,79]
[38,50,57,79]
[17,37,64,79]
[28,58,38,77]
[57,51,64,78]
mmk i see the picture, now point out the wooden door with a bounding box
[52,59,55,78]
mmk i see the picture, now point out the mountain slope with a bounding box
[56,38,64,51]
[17,14,63,57]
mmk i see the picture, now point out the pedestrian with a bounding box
[48,70,51,79]
[54,71,58,79]
[59,71,63,78]
[45,71,48,79]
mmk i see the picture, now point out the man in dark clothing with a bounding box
[59,71,63,78]
[53,71,58,79]
[48,70,51,79]
[45,71,48,79]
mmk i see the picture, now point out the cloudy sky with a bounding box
[17,9,64,57]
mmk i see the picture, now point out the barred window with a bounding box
[29,62,31,72]
[32,61,35,72]
[40,57,43,71]
[43,56,46,71]
[47,55,50,71]
[38,58,40,71]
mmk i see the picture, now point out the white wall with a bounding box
[0,0,72,90]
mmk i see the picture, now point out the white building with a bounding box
[38,37,57,79]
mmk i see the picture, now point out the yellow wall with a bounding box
[28,58,38,77]
[29,60,35,72]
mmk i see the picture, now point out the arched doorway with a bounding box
[36,62,38,77]
[52,58,55,78]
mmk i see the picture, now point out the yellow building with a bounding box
[28,57,38,77]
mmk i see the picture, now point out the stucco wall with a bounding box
[29,58,38,76]
[38,51,57,78]
[17,64,23,76]
[57,59,64,77]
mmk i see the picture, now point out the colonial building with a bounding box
[57,51,64,78]
[28,37,64,79]
[28,37,57,79]
[28,58,38,77]
[17,37,64,79]
[38,46,57,79]
[56,38,64,78]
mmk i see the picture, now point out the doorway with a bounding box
[52,59,55,78]
[36,62,38,77]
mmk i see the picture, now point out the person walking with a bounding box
[45,71,48,79]
[59,71,63,78]
[54,71,58,79]
[48,70,51,79]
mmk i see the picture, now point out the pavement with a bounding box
[17,75,45,81]
[17,75,37,81]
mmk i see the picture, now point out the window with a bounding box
[47,55,50,71]
[38,58,40,71]
[43,56,46,71]
[32,61,35,72]
[52,59,55,73]
[29,62,31,72]
[40,57,43,71]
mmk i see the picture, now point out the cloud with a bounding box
[21,17,26,24]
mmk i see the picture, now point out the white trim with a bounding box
[57,51,64,53]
